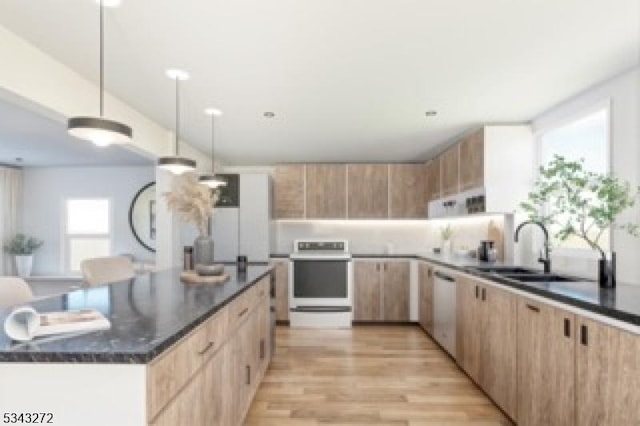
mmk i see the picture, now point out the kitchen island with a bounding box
[0,265,274,426]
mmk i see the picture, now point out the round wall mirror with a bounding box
[129,182,156,252]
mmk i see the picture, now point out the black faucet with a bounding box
[514,221,551,274]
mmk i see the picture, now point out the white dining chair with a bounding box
[80,256,136,287]
[0,277,33,309]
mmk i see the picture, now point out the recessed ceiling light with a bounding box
[165,69,190,81]
[204,108,223,116]
[263,112,276,118]
[96,0,122,7]
[425,110,438,117]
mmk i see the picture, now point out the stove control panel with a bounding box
[295,240,347,252]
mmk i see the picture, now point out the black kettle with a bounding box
[478,240,495,262]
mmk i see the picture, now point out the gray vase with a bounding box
[193,235,214,266]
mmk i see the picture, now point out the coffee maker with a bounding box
[477,240,496,262]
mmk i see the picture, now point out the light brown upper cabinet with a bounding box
[440,145,459,197]
[388,164,427,218]
[306,164,347,219]
[459,129,484,191]
[347,164,388,219]
[517,297,575,426]
[424,158,441,203]
[575,316,640,426]
[273,165,305,219]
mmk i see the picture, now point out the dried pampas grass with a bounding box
[164,174,220,236]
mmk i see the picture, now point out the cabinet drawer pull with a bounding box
[246,365,251,385]
[260,339,265,360]
[481,287,486,301]
[580,325,588,346]
[238,307,249,318]
[526,304,540,313]
[564,318,571,338]
[475,286,479,299]
[428,268,432,278]
[198,341,215,355]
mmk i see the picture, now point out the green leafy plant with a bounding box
[3,233,44,255]
[440,224,453,241]
[520,155,640,259]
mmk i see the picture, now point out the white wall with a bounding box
[22,166,155,275]
[531,67,640,283]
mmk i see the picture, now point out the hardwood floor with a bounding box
[245,325,512,426]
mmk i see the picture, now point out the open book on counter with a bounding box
[4,306,111,342]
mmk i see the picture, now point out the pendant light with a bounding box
[67,0,132,147]
[157,69,197,175]
[199,108,227,188]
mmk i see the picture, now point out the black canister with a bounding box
[477,240,495,262]
[183,246,194,270]
[237,255,248,273]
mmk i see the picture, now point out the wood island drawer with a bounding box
[147,322,210,420]
[202,308,228,360]
[227,290,253,331]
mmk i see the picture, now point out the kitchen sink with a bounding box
[467,266,584,283]
[500,273,580,283]
[467,266,538,274]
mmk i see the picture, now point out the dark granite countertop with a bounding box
[415,252,640,328]
[0,265,273,364]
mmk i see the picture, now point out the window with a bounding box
[64,199,111,273]
[538,104,610,251]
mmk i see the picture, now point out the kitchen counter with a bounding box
[415,252,640,328]
[0,264,273,363]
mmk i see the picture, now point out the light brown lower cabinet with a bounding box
[353,260,409,322]
[271,259,289,321]
[149,277,271,426]
[516,297,575,426]
[575,316,640,426]
[418,262,434,334]
[456,275,516,419]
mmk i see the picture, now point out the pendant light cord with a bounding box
[211,115,215,173]
[175,78,180,156]
[99,0,104,117]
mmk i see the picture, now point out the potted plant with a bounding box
[520,155,640,287]
[164,174,220,266]
[4,233,43,277]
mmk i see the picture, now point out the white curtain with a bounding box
[0,167,23,275]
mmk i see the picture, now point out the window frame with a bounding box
[534,98,613,259]
[62,197,113,275]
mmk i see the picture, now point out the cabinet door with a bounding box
[224,318,254,426]
[306,164,347,218]
[440,145,459,197]
[481,285,517,420]
[418,262,434,334]
[389,164,427,218]
[425,158,441,203]
[459,129,484,191]
[576,317,640,425]
[517,298,575,426]
[257,293,271,378]
[347,164,388,218]
[272,260,289,321]
[151,371,205,426]
[353,261,381,321]
[455,276,483,382]
[382,261,410,321]
[201,348,226,426]
[273,165,305,219]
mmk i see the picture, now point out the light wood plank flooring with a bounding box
[245,325,512,426]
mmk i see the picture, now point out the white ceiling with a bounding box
[0,0,638,165]
[0,97,153,167]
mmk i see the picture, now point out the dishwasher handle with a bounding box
[434,271,455,282]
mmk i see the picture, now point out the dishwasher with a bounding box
[433,270,457,357]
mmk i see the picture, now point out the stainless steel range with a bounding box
[288,239,353,328]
